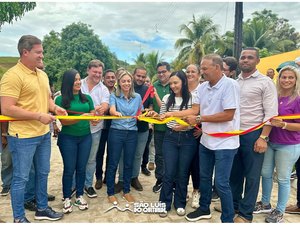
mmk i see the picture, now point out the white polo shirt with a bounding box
[81,78,110,133]
[193,75,240,150]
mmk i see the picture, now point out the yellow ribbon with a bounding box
[1,113,299,137]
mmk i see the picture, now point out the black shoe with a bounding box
[131,177,143,191]
[34,206,63,221]
[114,181,123,194]
[95,179,103,190]
[152,180,163,193]
[0,187,10,196]
[24,200,37,211]
[13,217,30,223]
[185,208,212,222]
[84,187,97,198]
[47,194,55,202]
[103,176,107,184]
[211,190,220,202]
[141,167,151,176]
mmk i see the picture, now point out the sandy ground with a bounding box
[0,136,299,223]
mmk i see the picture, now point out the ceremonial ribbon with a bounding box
[0,113,299,137]
[136,85,154,116]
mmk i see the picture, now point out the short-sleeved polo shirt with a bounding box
[193,75,240,150]
[153,80,170,132]
[0,61,50,138]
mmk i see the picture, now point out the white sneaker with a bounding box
[176,208,186,216]
[74,195,88,210]
[191,191,200,208]
[63,198,73,214]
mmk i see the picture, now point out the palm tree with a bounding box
[133,53,147,67]
[243,17,295,54]
[175,15,224,64]
[145,51,164,80]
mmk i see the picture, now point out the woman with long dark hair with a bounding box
[55,69,95,214]
[158,70,197,217]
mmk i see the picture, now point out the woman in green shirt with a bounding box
[55,69,95,214]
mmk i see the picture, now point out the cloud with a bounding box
[0,2,299,64]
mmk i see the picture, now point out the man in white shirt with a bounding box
[164,54,240,222]
[80,59,109,198]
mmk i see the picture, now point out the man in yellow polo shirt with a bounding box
[0,35,66,223]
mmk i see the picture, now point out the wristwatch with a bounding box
[259,135,269,142]
[195,115,202,124]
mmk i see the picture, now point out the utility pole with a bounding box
[234,2,243,64]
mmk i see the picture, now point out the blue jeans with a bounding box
[261,142,300,213]
[1,145,12,189]
[24,164,35,202]
[8,132,51,220]
[58,133,92,198]
[189,134,200,190]
[230,129,264,221]
[85,130,102,188]
[159,129,197,211]
[199,144,237,223]
[119,130,149,181]
[154,131,165,181]
[106,128,137,196]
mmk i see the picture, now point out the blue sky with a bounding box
[0,1,299,64]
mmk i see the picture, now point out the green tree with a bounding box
[170,58,186,71]
[242,9,299,54]
[133,53,147,67]
[0,2,36,30]
[145,51,164,81]
[43,22,117,87]
[175,15,224,64]
[222,9,299,57]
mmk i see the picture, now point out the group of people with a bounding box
[0,34,300,224]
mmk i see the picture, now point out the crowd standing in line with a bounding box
[1,34,300,223]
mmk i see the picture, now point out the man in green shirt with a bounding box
[152,62,171,193]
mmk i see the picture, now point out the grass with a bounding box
[0,57,18,78]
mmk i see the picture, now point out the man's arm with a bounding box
[254,79,278,153]
[1,96,55,125]
[185,109,236,125]
[254,125,272,153]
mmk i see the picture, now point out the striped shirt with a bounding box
[160,94,193,130]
